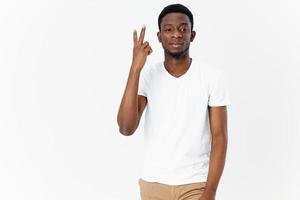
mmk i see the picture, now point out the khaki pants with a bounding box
[138,178,207,200]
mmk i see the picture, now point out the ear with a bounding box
[157,31,162,43]
[190,30,196,42]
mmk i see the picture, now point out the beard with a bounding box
[164,45,190,59]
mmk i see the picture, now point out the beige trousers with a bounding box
[138,178,207,200]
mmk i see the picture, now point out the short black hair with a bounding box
[158,4,194,31]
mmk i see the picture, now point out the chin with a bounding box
[166,49,187,58]
[164,46,189,58]
[169,52,186,59]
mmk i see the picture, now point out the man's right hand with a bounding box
[131,25,153,71]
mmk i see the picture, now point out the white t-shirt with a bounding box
[138,58,230,185]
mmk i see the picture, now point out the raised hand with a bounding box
[131,25,153,71]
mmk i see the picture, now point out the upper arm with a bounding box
[138,95,147,121]
[208,106,228,139]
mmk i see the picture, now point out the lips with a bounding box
[169,43,183,48]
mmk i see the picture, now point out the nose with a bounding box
[172,29,182,38]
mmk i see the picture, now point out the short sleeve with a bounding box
[208,70,230,107]
[138,68,148,97]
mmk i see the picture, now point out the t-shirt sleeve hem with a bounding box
[138,92,147,97]
[208,101,230,107]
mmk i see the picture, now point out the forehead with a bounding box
[161,12,190,26]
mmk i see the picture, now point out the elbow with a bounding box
[117,116,139,136]
[119,127,135,136]
[117,120,137,136]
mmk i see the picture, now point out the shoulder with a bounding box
[194,60,225,85]
[198,60,223,76]
[141,61,163,78]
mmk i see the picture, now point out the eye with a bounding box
[165,28,172,32]
[180,27,187,32]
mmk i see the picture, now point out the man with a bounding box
[117,4,230,200]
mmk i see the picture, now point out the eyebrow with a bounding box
[163,23,189,27]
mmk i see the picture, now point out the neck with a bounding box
[164,51,192,73]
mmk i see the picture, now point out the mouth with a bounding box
[169,43,184,48]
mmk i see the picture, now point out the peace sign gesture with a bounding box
[131,25,153,71]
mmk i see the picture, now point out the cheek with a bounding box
[184,33,192,39]
[160,36,169,44]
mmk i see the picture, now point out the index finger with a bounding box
[138,25,146,45]
[133,29,138,46]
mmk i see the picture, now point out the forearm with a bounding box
[117,66,141,135]
[117,26,152,136]
[205,134,228,195]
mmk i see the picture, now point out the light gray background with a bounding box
[0,0,299,199]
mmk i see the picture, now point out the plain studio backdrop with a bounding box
[0,0,299,199]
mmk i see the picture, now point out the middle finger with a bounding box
[138,25,146,45]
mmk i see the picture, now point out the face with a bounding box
[157,13,196,58]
